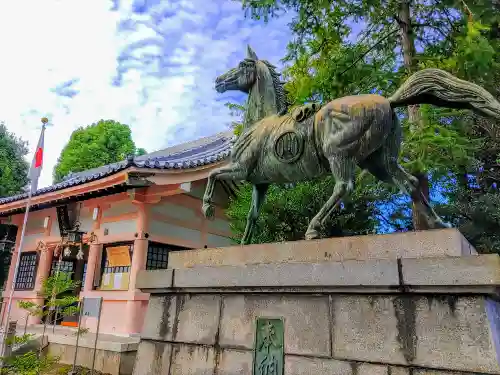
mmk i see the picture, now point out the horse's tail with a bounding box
[388,68,500,120]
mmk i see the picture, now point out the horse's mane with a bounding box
[259,60,288,115]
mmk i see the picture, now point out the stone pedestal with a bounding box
[133,228,500,375]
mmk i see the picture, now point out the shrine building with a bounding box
[0,130,235,336]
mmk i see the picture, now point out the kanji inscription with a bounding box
[253,318,284,375]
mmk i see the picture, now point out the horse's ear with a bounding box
[247,45,259,60]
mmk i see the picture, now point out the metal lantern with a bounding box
[61,222,86,259]
[76,243,84,260]
[66,224,85,245]
[0,224,17,253]
[0,236,15,253]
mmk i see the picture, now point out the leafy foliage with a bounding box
[400,105,482,175]
[414,15,500,252]
[227,177,382,243]
[18,272,80,318]
[53,120,137,182]
[1,350,58,375]
[1,273,80,375]
[224,102,246,136]
[0,123,29,198]
[439,186,500,253]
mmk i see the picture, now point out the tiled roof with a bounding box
[0,130,235,205]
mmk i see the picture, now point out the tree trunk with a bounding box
[397,0,430,230]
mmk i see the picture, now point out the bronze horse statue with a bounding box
[202,45,500,245]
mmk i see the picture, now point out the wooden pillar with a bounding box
[3,252,18,295]
[35,247,53,292]
[124,300,147,335]
[25,247,53,326]
[129,239,148,291]
[84,243,102,291]
[4,217,24,294]
[125,198,150,334]
[129,200,149,291]
[124,239,148,335]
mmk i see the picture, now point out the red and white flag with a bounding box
[28,124,45,193]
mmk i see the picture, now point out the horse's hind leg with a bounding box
[390,164,451,229]
[305,155,356,240]
[202,162,247,219]
[363,120,451,229]
[241,183,269,245]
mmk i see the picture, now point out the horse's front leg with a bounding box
[241,183,269,245]
[305,155,356,240]
[202,163,247,219]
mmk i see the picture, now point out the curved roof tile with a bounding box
[0,130,235,205]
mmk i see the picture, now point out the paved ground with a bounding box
[8,324,140,353]
[42,364,111,375]
[22,324,140,344]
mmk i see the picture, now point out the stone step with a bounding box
[138,253,500,294]
[167,228,477,269]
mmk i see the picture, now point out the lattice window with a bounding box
[146,244,168,270]
[50,260,74,276]
[146,242,188,270]
[101,243,133,274]
[15,252,38,290]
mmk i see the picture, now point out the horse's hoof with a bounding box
[202,203,215,219]
[305,229,320,240]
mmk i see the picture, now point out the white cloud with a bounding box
[0,0,291,191]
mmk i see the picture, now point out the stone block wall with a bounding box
[133,292,500,375]
[133,230,500,375]
[48,343,136,375]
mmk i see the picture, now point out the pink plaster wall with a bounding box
[78,298,148,335]
[0,297,41,328]
[81,301,128,335]
[1,183,231,337]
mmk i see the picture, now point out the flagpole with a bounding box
[1,118,47,356]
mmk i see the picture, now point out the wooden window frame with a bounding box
[14,252,39,291]
[94,242,134,290]
[146,242,188,271]
[101,242,134,275]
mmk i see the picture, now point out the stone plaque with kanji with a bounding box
[253,317,284,375]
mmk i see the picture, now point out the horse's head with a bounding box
[215,45,259,94]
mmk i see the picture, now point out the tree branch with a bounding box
[413,23,449,39]
[337,28,399,78]
[460,0,474,21]
[376,212,404,231]
[442,7,461,34]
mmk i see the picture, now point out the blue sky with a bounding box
[0,0,293,188]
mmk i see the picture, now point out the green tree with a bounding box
[53,120,137,182]
[227,176,395,243]
[0,123,29,197]
[224,102,246,136]
[370,8,499,251]
[423,11,500,253]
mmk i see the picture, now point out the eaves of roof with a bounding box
[0,130,235,206]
